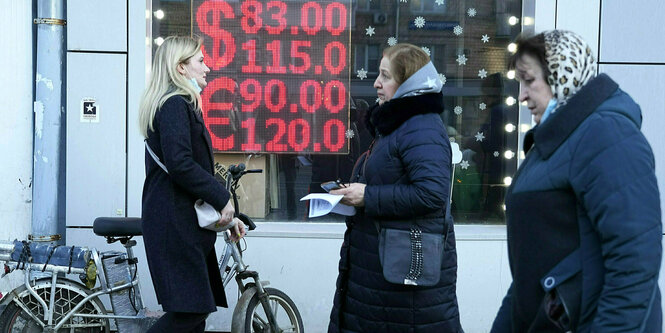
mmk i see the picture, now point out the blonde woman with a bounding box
[139,36,244,332]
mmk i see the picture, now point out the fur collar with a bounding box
[366,92,444,137]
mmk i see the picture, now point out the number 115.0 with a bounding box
[241,40,347,75]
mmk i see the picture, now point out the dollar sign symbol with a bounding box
[196,0,236,70]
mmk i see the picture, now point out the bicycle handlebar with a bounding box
[228,163,263,181]
[228,163,245,174]
[236,213,256,231]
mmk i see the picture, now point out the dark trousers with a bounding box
[147,312,208,333]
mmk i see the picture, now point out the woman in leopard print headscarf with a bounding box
[491,30,661,333]
[543,30,597,107]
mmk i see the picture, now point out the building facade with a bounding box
[1,0,664,331]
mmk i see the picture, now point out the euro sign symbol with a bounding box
[196,0,236,70]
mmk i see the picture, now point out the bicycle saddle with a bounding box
[93,217,143,237]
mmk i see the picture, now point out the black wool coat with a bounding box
[142,95,230,313]
[328,92,463,333]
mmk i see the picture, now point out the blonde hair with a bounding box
[383,43,430,85]
[138,36,203,138]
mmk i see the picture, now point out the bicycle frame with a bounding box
[220,165,283,333]
[219,229,284,333]
[1,163,293,333]
[219,232,245,288]
[1,239,148,332]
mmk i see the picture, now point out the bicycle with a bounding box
[0,163,303,333]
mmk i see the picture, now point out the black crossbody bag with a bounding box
[375,203,450,287]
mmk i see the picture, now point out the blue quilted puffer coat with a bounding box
[491,74,662,333]
[328,89,462,332]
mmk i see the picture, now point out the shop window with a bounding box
[354,44,380,74]
[150,0,522,223]
[420,44,437,64]
[410,0,447,14]
[356,0,381,12]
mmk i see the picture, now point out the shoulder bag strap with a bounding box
[145,140,169,174]
[373,166,453,236]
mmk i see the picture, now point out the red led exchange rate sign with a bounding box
[194,0,352,154]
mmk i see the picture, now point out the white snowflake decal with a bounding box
[387,36,398,46]
[453,25,463,36]
[356,68,368,80]
[438,73,447,85]
[365,26,375,36]
[414,16,426,29]
[475,132,485,142]
[481,34,490,43]
[467,8,477,17]
[345,129,355,139]
[456,54,467,66]
[460,160,470,170]
[400,0,408,2]
[421,46,431,56]
[478,68,488,79]
[454,105,463,115]
[435,0,445,5]
[493,151,500,157]
[376,97,381,104]
[479,102,487,110]
[425,76,438,88]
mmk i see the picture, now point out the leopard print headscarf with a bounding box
[543,30,597,109]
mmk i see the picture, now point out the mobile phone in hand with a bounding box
[321,179,344,192]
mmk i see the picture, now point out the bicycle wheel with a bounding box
[0,279,109,333]
[244,287,303,333]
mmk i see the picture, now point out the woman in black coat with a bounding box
[328,44,463,332]
[138,36,245,332]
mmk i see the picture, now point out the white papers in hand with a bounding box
[300,193,356,218]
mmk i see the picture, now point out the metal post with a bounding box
[32,0,65,244]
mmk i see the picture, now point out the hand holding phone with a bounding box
[321,179,346,192]
[331,182,366,207]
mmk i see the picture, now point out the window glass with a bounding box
[354,44,380,74]
[150,0,522,223]
[356,0,381,12]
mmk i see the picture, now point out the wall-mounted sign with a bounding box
[194,0,352,154]
[80,98,99,123]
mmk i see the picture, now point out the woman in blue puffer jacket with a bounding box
[327,44,463,332]
[491,30,661,333]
